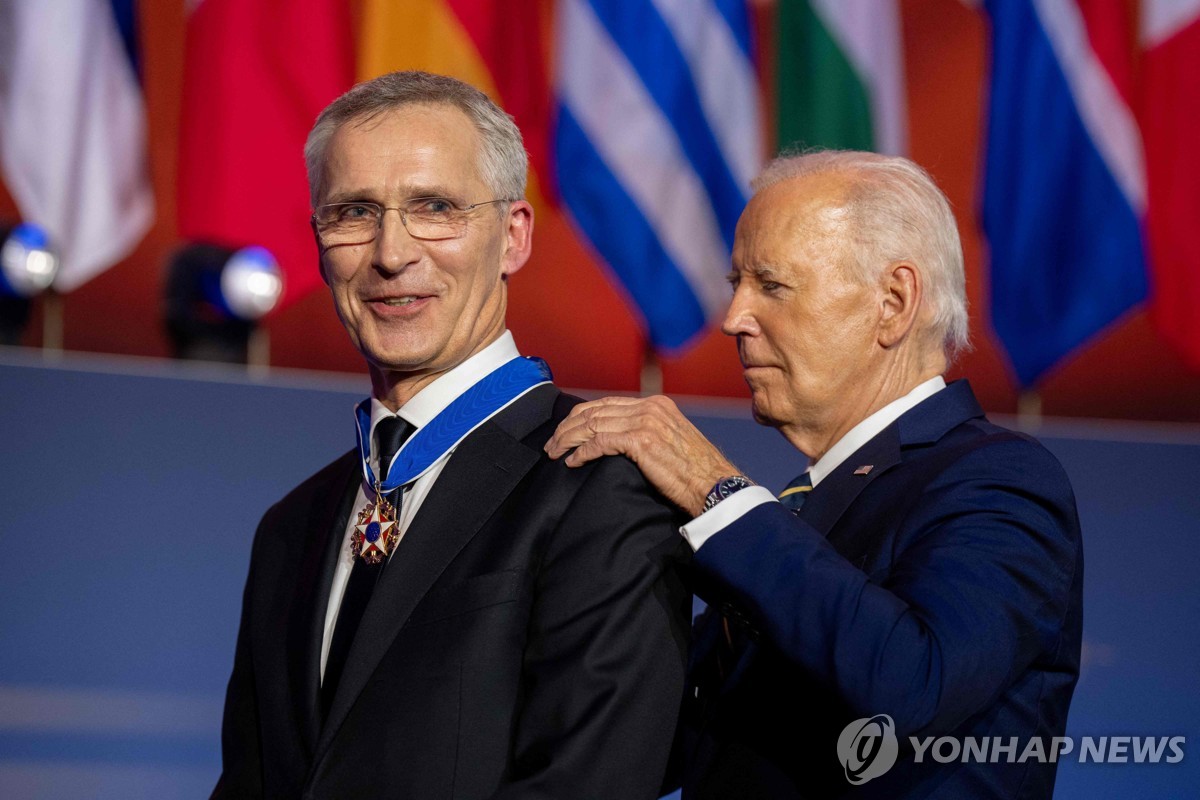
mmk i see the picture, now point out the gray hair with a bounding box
[754,150,970,363]
[304,71,528,206]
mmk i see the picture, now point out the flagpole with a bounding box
[41,290,64,357]
[247,327,271,378]
[640,342,663,397]
[1017,390,1042,431]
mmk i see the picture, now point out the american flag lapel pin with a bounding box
[853,465,874,476]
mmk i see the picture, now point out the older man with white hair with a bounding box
[547,151,1083,799]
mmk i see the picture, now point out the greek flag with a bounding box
[555,0,762,350]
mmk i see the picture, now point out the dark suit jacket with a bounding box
[681,380,1083,799]
[215,385,691,799]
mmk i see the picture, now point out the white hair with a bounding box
[754,150,970,363]
[304,70,528,207]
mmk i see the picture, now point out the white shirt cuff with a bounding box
[680,485,777,552]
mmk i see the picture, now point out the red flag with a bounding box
[178,0,354,309]
[1143,10,1200,371]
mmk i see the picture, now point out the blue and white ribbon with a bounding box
[355,356,553,493]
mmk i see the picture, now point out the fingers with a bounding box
[545,396,671,460]
[562,430,626,467]
[545,394,738,514]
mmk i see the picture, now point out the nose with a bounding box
[372,207,421,273]
[721,288,759,337]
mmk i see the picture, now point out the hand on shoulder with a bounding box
[545,395,738,516]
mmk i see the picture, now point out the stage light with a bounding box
[164,243,284,364]
[1,223,61,297]
[0,223,62,346]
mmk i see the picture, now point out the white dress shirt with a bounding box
[320,331,522,681]
[680,376,947,552]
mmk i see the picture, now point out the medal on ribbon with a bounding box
[350,485,399,565]
[351,355,553,564]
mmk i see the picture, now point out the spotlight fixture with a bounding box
[0,223,62,346]
[164,243,284,363]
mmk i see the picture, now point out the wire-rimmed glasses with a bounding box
[312,197,512,245]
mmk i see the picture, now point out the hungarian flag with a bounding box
[776,0,907,155]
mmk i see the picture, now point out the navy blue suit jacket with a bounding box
[681,380,1083,799]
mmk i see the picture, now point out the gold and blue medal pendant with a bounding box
[351,483,399,565]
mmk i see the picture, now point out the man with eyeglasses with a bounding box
[213,71,689,800]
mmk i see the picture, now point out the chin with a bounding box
[358,329,440,366]
[748,396,784,429]
[360,343,435,374]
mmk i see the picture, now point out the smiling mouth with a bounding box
[367,293,432,305]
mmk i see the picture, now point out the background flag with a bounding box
[554,0,763,351]
[777,0,907,154]
[981,0,1148,387]
[0,0,154,292]
[355,0,553,204]
[178,0,354,309]
[1142,1,1200,372]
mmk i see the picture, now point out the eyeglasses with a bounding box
[312,197,512,245]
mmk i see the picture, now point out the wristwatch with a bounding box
[703,475,756,512]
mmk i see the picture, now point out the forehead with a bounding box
[734,172,854,268]
[321,103,484,199]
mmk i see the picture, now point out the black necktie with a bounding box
[778,471,813,513]
[321,415,414,718]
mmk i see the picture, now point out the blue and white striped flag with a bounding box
[555,0,762,350]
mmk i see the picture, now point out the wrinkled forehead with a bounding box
[320,103,487,201]
[736,174,855,257]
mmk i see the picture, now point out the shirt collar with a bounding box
[808,375,946,487]
[368,330,521,446]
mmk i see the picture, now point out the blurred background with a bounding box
[1,0,1198,416]
[1,0,1198,798]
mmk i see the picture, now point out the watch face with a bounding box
[706,476,752,511]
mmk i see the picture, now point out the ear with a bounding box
[499,200,534,279]
[311,217,331,287]
[877,261,921,348]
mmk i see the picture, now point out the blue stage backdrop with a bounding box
[1,349,1197,798]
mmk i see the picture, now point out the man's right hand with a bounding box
[544,395,738,517]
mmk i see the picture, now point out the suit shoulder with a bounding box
[957,418,1070,476]
[514,389,677,508]
[549,389,585,424]
[921,418,1078,512]
[511,386,582,449]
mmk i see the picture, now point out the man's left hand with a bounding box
[545,396,737,516]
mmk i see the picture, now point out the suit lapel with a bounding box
[284,452,360,755]
[896,378,986,446]
[313,387,555,763]
[800,426,903,536]
[800,380,986,536]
